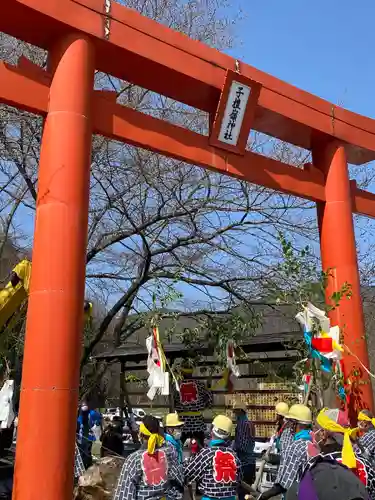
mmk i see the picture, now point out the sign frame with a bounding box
[209,70,261,156]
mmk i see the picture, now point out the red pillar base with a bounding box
[13,34,95,500]
[314,138,373,416]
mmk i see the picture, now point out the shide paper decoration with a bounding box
[213,340,240,392]
[296,303,346,402]
[146,326,169,400]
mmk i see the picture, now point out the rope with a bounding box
[77,433,127,461]
[344,344,375,380]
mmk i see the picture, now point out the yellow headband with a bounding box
[316,409,357,469]
[139,422,164,455]
[358,411,375,427]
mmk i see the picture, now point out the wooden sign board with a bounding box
[209,70,261,156]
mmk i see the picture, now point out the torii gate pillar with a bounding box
[12,34,95,500]
[314,138,374,413]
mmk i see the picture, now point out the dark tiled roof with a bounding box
[95,303,302,362]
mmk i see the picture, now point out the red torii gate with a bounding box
[2,0,375,498]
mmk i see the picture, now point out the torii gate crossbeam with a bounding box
[2,1,375,499]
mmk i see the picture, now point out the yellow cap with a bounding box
[275,402,289,417]
[286,404,312,424]
[212,415,233,435]
[233,402,247,411]
[165,413,184,427]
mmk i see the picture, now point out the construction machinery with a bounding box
[0,259,92,332]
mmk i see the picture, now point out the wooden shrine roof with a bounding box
[95,332,301,363]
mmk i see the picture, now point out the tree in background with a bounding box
[269,233,355,409]
[0,0,337,402]
[0,235,30,406]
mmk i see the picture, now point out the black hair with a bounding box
[360,409,374,419]
[276,418,284,433]
[142,415,160,435]
[298,423,312,431]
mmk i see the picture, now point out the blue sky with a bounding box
[227,0,375,119]
[155,0,375,306]
[220,0,375,286]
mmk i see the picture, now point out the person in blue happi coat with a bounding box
[233,402,256,500]
[76,401,102,468]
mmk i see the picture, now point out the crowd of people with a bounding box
[73,400,375,500]
[112,411,248,500]
[73,375,256,500]
[261,402,375,500]
[98,402,375,500]
[72,362,375,500]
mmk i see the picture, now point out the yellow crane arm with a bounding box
[0,260,31,330]
[0,260,92,330]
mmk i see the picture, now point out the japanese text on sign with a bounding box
[218,81,251,146]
